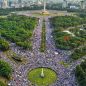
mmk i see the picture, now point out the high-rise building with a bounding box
[14,0,19,8]
[0,1,2,8]
[2,0,8,8]
[36,0,42,6]
[18,0,22,4]
[9,1,12,7]
[18,0,23,7]
[80,0,86,9]
[62,0,68,8]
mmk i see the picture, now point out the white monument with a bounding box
[44,0,46,12]
[42,0,49,14]
[41,68,44,78]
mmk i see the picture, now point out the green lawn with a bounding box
[50,16,86,50]
[28,68,57,86]
[59,61,69,68]
[0,15,37,49]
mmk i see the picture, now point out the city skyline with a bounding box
[0,0,82,2]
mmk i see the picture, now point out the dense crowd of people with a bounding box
[0,16,84,86]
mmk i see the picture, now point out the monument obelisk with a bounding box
[42,0,49,14]
[44,0,46,12]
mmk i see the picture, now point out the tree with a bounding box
[0,60,12,79]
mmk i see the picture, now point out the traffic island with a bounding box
[27,67,57,86]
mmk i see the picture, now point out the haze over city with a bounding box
[0,0,82,2]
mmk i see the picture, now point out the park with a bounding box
[0,0,86,86]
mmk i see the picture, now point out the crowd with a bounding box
[0,16,84,86]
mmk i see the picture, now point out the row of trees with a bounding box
[75,60,86,86]
[70,46,86,60]
[0,38,9,51]
[0,15,37,49]
[0,60,12,79]
[50,16,86,50]
[78,13,86,18]
[50,16,86,29]
[52,30,85,50]
[0,5,43,16]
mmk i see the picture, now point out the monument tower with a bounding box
[44,0,46,12]
[42,0,49,14]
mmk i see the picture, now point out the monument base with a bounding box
[42,10,49,15]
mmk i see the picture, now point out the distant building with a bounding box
[62,0,68,8]
[14,0,18,8]
[18,0,22,4]
[8,1,12,7]
[2,0,8,8]
[18,0,22,7]
[67,3,80,9]
[38,0,42,5]
[0,1,2,8]
[69,5,79,9]
[80,0,86,9]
